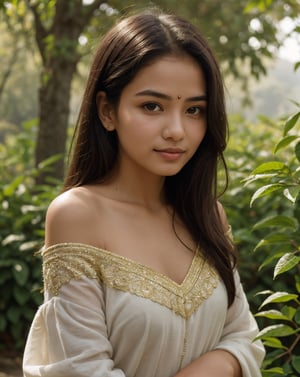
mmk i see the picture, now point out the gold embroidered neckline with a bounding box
[42,242,219,319]
[43,242,196,287]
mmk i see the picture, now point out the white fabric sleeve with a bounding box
[22,277,127,377]
[215,270,265,377]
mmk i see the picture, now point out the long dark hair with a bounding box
[64,10,237,306]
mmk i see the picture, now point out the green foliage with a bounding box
[244,107,300,376]
[0,119,60,349]
[223,114,290,310]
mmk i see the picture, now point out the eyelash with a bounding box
[186,106,206,116]
[141,102,206,117]
[142,102,162,112]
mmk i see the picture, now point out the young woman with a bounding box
[23,10,265,377]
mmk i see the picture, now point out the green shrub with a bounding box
[224,114,295,311]
[244,108,300,376]
[0,119,61,349]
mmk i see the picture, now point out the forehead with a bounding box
[122,54,206,97]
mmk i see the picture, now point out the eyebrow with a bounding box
[135,89,207,102]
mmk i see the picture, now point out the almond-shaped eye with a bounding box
[143,102,162,112]
[186,106,205,116]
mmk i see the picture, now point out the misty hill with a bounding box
[227,58,300,121]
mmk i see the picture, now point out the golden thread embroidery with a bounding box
[42,243,218,319]
[179,322,188,369]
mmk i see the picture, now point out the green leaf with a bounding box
[274,135,300,153]
[250,184,283,207]
[19,240,40,251]
[261,367,284,376]
[12,262,29,286]
[243,173,277,186]
[283,112,300,136]
[295,308,300,325]
[296,275,300,294]
[261,337,286,350]
[22,307,35,321]
[260,292,298,309]
[37,154,63,170]
[251,161,288,174]
[13,285,31,306]
[292,355,300,373]
[2,234,25,246]
[274,253,300,277]
[282,305,296,321]
[295,141,300,162]
[254,234,291,251]
[255,324,296,340]
[255,310,290,321]
[253,215,298,231]
[0,259,14,267]
[7,306,21,324]
[244,0,272,12]
[3,175,24,197]
[258,252,285,270]
[255,290,274,296]
[11,321,22,340]
[283,187,300,203]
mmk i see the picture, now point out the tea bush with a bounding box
[0,120,61,349]
[244,107,300,376]
[224,114,295,311]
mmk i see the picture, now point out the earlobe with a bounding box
[96,91,116,131]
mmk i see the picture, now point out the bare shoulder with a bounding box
[45,186,102,247]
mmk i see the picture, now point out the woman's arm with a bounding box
[23,192,127,377]
[23,271,127,377]
[174,349,242,377]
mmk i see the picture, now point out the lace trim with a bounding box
[42,243,218,319]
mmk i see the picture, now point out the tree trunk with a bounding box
[35,59,76,184]
[30,0,105,185]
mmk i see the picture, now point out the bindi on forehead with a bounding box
[177,95,182,100]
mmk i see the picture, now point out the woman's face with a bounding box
[101,54,207,178]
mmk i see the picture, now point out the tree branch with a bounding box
[25,0,50,64]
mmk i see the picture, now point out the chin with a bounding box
[159,168,183,177]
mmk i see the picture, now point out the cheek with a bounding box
[191,123,207,147]
[115,117,153,149]
[117,110,159,138]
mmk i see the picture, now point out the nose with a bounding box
[162,113,185,141]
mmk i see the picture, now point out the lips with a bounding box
[154,147,185,161]
[154,148,185,154]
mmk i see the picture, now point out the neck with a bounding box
[105,164,166,212]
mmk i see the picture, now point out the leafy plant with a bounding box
[223,114,294,311]
[244,107,300,376]
[0,119,61,349]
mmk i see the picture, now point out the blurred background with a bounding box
[0,0,299,376]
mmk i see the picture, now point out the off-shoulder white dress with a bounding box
[23,242,265,377]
